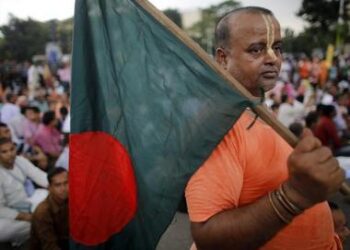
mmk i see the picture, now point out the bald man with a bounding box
[185,7,345,250]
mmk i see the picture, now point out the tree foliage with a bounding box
[163,9,182,28]
[187,0,241,54]
[283,27,337,56]
[0,15,50,61]
[0,15,73,61]
[297,0,350,31]
[285,0,350,55]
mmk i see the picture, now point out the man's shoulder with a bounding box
[33,198,51,218]
[231,110,271,135]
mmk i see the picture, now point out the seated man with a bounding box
[0,138,48,246]
[33,111,63,166]
[0,123,12,140]
[30,167,69,250]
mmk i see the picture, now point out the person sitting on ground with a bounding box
[55,134,69,170]
[314,104,350,156]
[0,93,20,124]
[0,122,12,140]
[23,106,41,147]
[24,145,50,172]
[0,138,48,246]
[277,93,305,127]
[30,167,69,250]
[7,96,29,148]
[33,111,62,164]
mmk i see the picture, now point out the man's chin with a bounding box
[260,80,277,92]
[4,161,15,169]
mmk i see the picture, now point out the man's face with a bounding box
[216,12,282,96]
[49,171,69,202]
[0,127,11,139]
[26,110,41,123]
[0,142,17,169]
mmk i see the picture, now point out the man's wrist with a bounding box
[282,181,314,210]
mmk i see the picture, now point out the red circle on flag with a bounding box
[69,131,137,245]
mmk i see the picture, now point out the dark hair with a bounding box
[271,103,280,110]
[215,6,274,49]
[48,167,67,184]
[0,137,13,146]
[59,106,68,116]
[0,122,8,128]
[281,94,289,103]
[328,201,340,210]
[5,93,14,103]
[289,122,304,138]
[26,106,40,113]
[305,111,319,128]
[320,105,336,117]
[42,111,56,125]
[20,106,28,115]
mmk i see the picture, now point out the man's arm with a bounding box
[16,212,32,221]
[190,135,344,250]
[191,193,285,250]
[0,175,20,219]
[18,156,48,188]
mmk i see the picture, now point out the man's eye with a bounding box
[273,45,282,54]
[249,47,264,55]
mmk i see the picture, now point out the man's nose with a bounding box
[264,48,278,64]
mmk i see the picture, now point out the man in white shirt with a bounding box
[277,94,305,127]
[0,93,20,125]
[0,138,48,246]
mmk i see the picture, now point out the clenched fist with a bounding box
[285,134,345,209]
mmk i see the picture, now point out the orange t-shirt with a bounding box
[185,111,341,250]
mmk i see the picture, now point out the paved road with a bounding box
[157,212,192,250]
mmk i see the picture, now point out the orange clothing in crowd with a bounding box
[186,111,341,250]
[298,60,311,79]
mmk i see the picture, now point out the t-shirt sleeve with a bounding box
[185,128,244,223]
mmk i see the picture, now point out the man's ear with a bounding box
[215,48,228,69]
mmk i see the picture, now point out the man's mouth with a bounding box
[261,71,278,78]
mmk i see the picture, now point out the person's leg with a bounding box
[0,219,30,246]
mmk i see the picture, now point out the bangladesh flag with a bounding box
[70,0,253,249]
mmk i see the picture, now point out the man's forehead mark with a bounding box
[261,14,277,60]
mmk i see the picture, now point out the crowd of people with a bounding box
[0,59,70,249]
[266,52,350,174]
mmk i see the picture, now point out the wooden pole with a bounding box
[135,0,350,196]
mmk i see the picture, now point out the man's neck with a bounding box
[1,163,14,170]
[50,195,67,206]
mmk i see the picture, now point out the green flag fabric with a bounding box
[70,0,253,249]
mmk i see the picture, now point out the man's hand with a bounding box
[16,212,32,222]
[286,134,345,209]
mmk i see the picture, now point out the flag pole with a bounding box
[134,0,350,196]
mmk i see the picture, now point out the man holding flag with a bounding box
[185,7,345,250]
[70,1,347,249]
